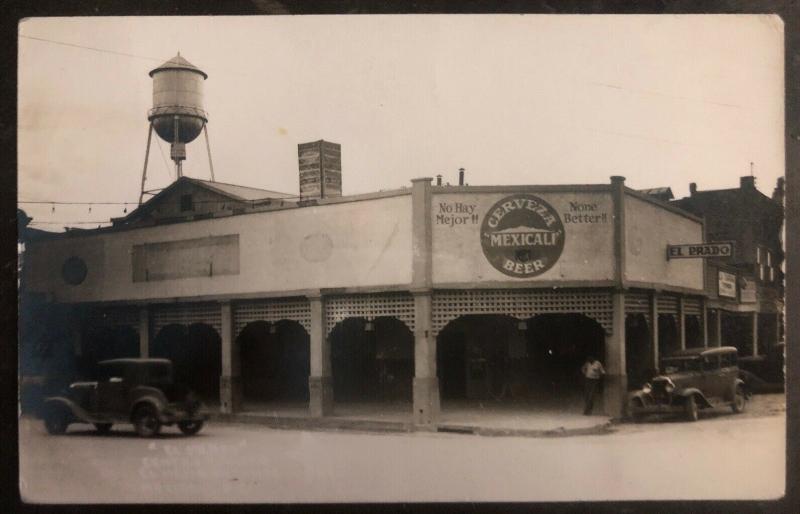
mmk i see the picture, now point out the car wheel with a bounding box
[177,420,204,436]
[684,395,699,422]
[44,406,70,435]
[94,423,113,434]
[132,405,161,438]
[731,386,746,414]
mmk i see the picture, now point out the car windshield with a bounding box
[660,357,702,373]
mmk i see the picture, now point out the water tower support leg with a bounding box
[138,122,154,205]
[203,124,215,182]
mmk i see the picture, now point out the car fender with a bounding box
[43,396,90,422]
[676,388,712,408]
[733,378,752,399]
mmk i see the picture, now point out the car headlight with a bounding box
[665,380,675,393]
[642,383,652,394]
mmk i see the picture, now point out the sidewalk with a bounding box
[210,400,613,438]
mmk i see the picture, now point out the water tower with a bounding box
[139,52,215,204]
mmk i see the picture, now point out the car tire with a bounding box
[626,399,644,423]
[684,395,699,422]
[177,420,204,436]
[132,405,161,438]
[731,385,746,414]
[44,406,70,435]
[94,423,113,434]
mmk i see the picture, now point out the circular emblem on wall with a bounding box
[299,232,333,263]
[61,256,88,285]
[480,194,565,278]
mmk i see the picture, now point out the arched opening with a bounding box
[436,314,519,402]
[436,313,605,408]
[238,320,310,404]
[685,315,703,348]
[152,323,221,401]
[525,314,605,404]
[81,325,140,378]
[625,314,652,389]
[329,316,413,403]
[658,314,680,357]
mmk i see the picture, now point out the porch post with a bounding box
[138,306,150,358]
[716,309,723,346]
[702,299,709,348]
[219,301,242,414]
[410,176,439,425]
[649,292,660,373]
[678,297,686,350]
[308,293,333,416]
[752,311,759,356]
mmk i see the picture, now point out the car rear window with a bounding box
[661,358,701,373]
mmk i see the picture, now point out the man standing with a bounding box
[581,356,605,415]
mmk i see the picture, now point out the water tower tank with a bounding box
[148,52,208,148]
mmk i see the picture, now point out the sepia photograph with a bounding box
[16,13,788,504]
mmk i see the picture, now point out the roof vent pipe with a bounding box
[689,183,697,195]
[436,174,442,186]
[458,168,465,186]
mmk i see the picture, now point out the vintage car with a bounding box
[627,346,747,422]
[42,358,207,437]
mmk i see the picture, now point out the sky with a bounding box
[18,15,785,231]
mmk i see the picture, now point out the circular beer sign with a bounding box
[480,194,565,278]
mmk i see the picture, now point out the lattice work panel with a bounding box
[683,297,702,316]
[86,306,140,330]
[233,298,311,336]
[325,293,415,335]
[624,292,651,324]
[432,290,613,334]
[657,295,679,315]
[152,303,222,334]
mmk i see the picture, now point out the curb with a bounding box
[209,412,615,438]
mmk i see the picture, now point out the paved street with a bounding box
[19,394,785,503]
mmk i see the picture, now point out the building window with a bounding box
[769,266,775,283]
[756,247,763,264]
[767,251,772,266]
[180,194,194,212]
[759,263,766,282]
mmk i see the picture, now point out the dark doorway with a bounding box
[685,315,703,348]
[330,316,413,403]
[721,312,753,355]
[658,314,679,357]
[238,320,310,403]
[152,323,221,401]
[437,315,519,402]
[625,314,652,389]
[525,314,605,401]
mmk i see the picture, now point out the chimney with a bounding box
[436,174,442,186]
[772,177,785,205]
[740,176,755,190]
[298,140,342,200]
[689,182,697,195]
[458,168,465,186]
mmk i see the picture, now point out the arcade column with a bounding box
[412,290,440,425]
[138,306,150,358]
[308,293,333,417]
[219,301,242,414]
[604,292,627,417]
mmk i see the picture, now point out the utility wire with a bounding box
[20,34,172,64]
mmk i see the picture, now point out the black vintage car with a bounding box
[42,358,207,437]
[627,346,748,422]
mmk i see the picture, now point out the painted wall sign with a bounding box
[667,242,733,260]
[739,277,757,303]
[480,194,565,278]
[718,270,737,298]
[435,201,479,227]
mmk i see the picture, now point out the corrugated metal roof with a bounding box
[149,53,207,78]
[189,178,294,201]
